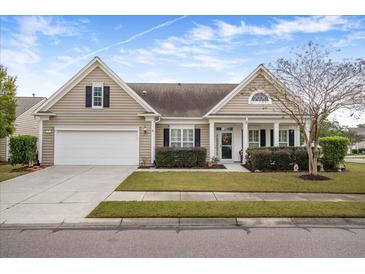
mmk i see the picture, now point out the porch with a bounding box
[208,118,307,163]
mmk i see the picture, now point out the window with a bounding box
[170,127,194,148]
[92,83,103,108]
[249,91,271,104]
[279,130,288,146]
[249,130,259,147]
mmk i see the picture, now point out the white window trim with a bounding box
[248,90,272,105]
[279,129,289,146]
[169,125,195,148]
[248,129,260,147]
[92,82,104,109]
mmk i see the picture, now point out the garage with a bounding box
[54,128,139,165]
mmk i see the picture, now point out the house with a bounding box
[348,127,365,152]
[0,96,46,162]
[33,57,309,166]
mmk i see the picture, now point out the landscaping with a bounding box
[117,162,365,193]
[88,201,365,218]
[0,163,32,182]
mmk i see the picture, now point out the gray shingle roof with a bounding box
[128,83,237,117]
[349,127,365,137]
[16,97,45,117]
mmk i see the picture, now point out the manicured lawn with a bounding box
[88,201,365,218]
[117,163,365,194]
[0,163,31,182]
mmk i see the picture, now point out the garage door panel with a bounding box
[54,130,138,165]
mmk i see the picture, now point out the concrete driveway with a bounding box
[0,166,136,224]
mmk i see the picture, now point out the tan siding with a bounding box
[155,123,210,159]
[14,101,43,137]
[0,138,7,162]
[42,66,151,165]
[217,74,286,115]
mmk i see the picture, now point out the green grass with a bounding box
[116,162,365,194]
[88,201,365,218]
[0,163,31,182]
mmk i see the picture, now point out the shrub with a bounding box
[246,147,309,171]
[319,136,349,170]
[248,149,272,170]
[292,147,309,171]
[272,148,292,170]
[9,135,38,166]
[155,147,207,168]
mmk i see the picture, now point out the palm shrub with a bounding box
[319,136,349,170]
[9,135,38,167]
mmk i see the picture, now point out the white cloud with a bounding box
[333,31,365,47]
[188,24,215,40]
[215,16,356,39]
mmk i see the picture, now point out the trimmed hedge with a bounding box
[246,147,309,171]
[319,136,349,170]
[155,147,207,168]
[9,135,38,166]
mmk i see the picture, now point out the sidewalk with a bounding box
[105,191,365,202]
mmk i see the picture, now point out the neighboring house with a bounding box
[348,127,365,151]
[0,96,46,162]
[33,57,309,166]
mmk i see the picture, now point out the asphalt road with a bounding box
[1,227,365,257]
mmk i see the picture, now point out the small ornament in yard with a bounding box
[293,163,299,172]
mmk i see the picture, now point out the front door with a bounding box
[221,130,233,160]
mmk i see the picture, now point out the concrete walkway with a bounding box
[106,191,365,201]
[136,163,250,172]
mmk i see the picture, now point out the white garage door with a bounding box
[54,129,139,165]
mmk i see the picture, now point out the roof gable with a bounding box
[16,97,46,117]
[34,57,159,115]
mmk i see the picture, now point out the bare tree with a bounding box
[269,42,365,177]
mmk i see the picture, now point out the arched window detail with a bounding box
[248,90,272,104]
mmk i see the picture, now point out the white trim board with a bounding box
[34,57,160,115]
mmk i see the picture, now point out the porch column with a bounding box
[242,120,248,163]
[209,120,215,160]
[150,119,156,164]
[274,122,279,147]
[294,125,300,147]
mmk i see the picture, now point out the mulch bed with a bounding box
[10,166,48,173]
[139,164,226,170]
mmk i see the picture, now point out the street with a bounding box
[1,227,364,257]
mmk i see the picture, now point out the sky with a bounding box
[1,15,364,126]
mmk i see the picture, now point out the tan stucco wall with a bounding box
[41,66,151,165]
[155,123,210,159]
[216,73,286,115]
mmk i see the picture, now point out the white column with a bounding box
[37,118,43,164]
[150,119,156,164]
[209,120,215,160]
[294,125,300,147]
[274,122,279,147]
[242,120,248,163]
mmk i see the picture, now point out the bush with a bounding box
[319,136,349,170]
[248,149,272,170]
[9,135,38,166]
[246,147,309,171]
[272,148,292,170]
[155,147,207,168]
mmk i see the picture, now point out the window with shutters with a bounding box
[170,126,194,148]
[92,83,103,108]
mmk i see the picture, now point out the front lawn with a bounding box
[0,163,31,182]
[117,162,365,194]
[88,201,365,218]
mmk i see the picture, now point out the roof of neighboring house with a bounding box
[128,83,238,117]
[349,127,365,137]
[16,97,46,118]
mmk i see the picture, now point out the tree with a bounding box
[320,119,344,137]
[0,65,17,139]
[343,129,364,151]
[270,42,365,177]
[358,123,365,128]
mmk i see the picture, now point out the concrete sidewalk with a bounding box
[105,191,365,201]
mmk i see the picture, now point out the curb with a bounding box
[0,218,364,230]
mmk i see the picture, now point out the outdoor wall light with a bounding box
[143,125,147,134]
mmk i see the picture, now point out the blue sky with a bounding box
[1,15,365,125]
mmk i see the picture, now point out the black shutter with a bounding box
[195,128,201,147]
[103,86,110,108]
[260,129,266,147]
[270,129,274,147]
[163,128,169,147]
[85,86,92,107]
[289,129,295,147]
